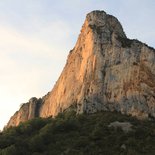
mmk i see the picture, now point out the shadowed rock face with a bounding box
[7,10,155,128]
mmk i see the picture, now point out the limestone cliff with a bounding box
[7,97,42,127]
[7,10,155,127]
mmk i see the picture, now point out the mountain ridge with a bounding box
[7,10,155,128]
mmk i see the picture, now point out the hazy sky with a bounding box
[0,0,155,129]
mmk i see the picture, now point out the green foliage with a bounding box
[1,111,155,154]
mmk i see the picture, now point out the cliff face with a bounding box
[7,97,42,127]
[7,10,155,127]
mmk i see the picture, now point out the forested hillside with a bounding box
[1,111,155,155]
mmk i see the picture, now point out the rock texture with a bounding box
[7,10,155,128]
[7,97,42,127]
[108,121,133,133]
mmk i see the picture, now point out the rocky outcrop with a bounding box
[7,10,155,128]
[108,121,133,133]
[7,97,42,127]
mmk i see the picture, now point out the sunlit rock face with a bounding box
[7,10,155,128]
[7,97,42,127]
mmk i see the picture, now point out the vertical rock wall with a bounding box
[7,11,155,128]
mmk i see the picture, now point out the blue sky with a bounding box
[0,0,155,129]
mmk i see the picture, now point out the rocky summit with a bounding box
[7,10,155,128]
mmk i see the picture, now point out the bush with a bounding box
[1,111,155,154]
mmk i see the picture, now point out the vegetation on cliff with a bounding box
[1,110,155,155]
